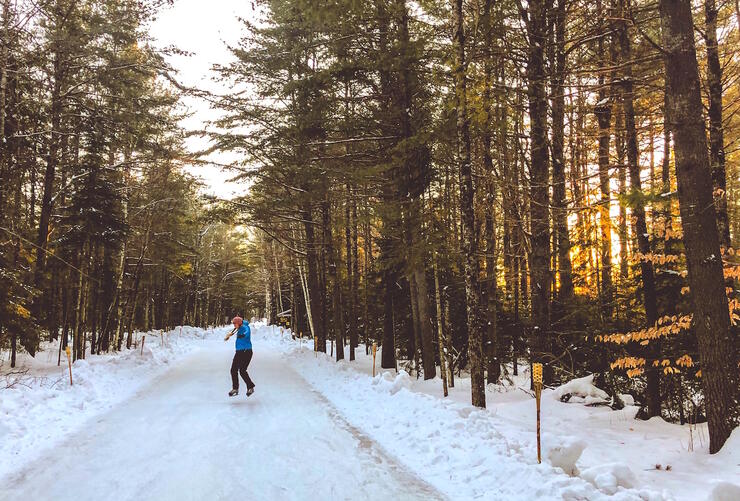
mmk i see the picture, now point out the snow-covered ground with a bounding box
[1,322,737,500]
[1,325,440,501]
[260,324,739,501]
[0,326,214,480]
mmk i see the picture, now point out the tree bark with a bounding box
[0,0,10,143]
[482,0,500,385]
[381,255,396,369]
[618,0,660,417]
[704,0,730,250]
[659,0,738,453]
[595,0,614,319]
[433,253,449,396]
[346,184,357,360]
[615,108,629,282]
[550,0,573,303]
[302,203,325,352]
[323,198,344,361]
[525,0,552,384]
[452,0,485,408]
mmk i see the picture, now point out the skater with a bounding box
[224,316,255,397]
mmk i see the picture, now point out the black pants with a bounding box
[231,349,255,391]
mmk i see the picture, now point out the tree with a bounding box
[452,0,485,408]
[659,0,738,453]
[522,0,552,384]
[704,0,730,249]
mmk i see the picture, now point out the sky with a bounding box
[150,0,257,199]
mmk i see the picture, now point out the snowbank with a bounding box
[0,325,224,479]
[553,374,611,405]
[254,325,667,500]
[708,481,740,501]
[580,463,638,495]
[253,324,739,500]
[546,437,587,476]
[372,369,413,395]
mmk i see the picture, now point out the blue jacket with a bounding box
[235,323,252,351]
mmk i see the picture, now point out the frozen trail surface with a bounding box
[1,341,444,501]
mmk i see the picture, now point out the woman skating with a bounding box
[224,316,255,397]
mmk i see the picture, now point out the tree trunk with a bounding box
[407,269,420,373]
[302,204,325,352]
[404,200,436,379]
[0,0,10,143]
[595,0,614,320]
[433,253,449,396]
[659,0,738,453]
[615,109,629,282]
[346,184,357,360]
[618,0,660,417]
[34,35,65,304]
[72,240,87,361]
[363,196,371,353]
[381,258,396,369]
[704,0,730,250]
[452,0,485,408]
[550,0,573,303]
[324,198,344,361]
[525,0,552,384]
[482,0,500,385]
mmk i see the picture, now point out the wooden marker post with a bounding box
[140,335,146,355]
[372,343,377,377]
[65,345,73,386]
[314,336,318,358]
[533,363,543,464]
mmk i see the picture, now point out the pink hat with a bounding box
[232,316,243,326]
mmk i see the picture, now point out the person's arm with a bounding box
[224,327,236,341]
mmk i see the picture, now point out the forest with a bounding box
[1,0,738,463]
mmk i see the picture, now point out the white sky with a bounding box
[150,0,258,199]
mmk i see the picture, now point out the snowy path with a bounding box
[0,341,444,501]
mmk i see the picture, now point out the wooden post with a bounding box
[65,346,73,386]
[314,336,318,358]
[140,335,146,355]
[372,342,377,377]
[533,362,543,463]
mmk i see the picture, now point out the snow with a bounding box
[0,325,213,480]
[552,374,610,404]
[372,369,413,395]
[619,393,636,406]
[546,438,587,475]
[708,481,740,501]
[2,322,738,500]
[580,463,638,495]
[259,324,739,500]
[1,326,440,500]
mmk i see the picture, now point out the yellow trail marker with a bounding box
[65,345,73,386]
[372,343,377,377]
[533,363,543,464]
